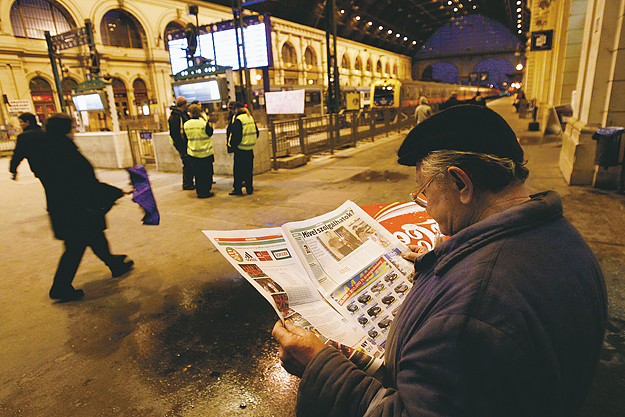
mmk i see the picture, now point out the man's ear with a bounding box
[447,166,473,204]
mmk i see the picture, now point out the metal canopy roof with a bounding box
[201,0,529,56]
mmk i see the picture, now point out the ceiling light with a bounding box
[340,9,345,14]
[367,21,373,26]
[379,25,383,30]
[473,5,477,9]
[387,29,392,34]
[355,16,361,21]
[453,7,458,12]
[396,33,400,38]
[403,37,408,41]
[516,0,521,4]
[412,40,417,45]
[518,30,522,33]
[447,1,452,5]
[516,7,522,12]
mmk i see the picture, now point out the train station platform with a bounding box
[0,96,623,416]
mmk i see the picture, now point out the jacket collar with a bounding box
[414,191,564,276]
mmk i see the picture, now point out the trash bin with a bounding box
[592,127,624,168]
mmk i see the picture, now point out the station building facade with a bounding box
[0,0,411,134]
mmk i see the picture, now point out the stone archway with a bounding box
[473,57,514,88]
[422,62,459,83]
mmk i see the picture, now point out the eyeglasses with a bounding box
[409,173,438,208]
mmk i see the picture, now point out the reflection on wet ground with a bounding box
[130,276,299,415]
[350,170,409,182]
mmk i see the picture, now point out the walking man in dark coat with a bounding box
[10,112,42,180]
[10,113,133,302]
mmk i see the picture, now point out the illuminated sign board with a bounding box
[530,30,553,51]
[167,14,272,75]
[72,92,106,111]
[172,79,222,103]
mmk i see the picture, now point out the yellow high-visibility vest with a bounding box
[237,113,258,150]
[183,118,214,158]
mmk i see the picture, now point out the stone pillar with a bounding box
[559,0,625,185]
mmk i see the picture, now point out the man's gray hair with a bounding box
[420,150,529,192]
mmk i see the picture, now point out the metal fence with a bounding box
[0,138,16,157]
[269,107,415,168]
[127,129,157,166]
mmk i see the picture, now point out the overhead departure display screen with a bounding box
[167,15,272,75]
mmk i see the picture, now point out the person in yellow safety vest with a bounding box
[183,104,215,198]
[227,102,259,196]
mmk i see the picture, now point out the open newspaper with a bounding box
[203,200,441,373]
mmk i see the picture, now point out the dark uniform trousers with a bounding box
[233,148,254,193]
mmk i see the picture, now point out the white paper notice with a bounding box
[265,90,306,114]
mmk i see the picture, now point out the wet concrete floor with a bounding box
[1,97,624,416]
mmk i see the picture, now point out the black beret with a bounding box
[397,104,524,166]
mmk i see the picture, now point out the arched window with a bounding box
[366,58,372,72]
[61,77,77,102]
[164,21,183,51]
[10,0,75,40]
[133,78,150,115]
[100,9,144,48]
[282,42,297,68]
[29,77,56,122]
[354,56,362,71]
[376,60,382,73]
[111,78,130,119]
[304,47,317,69]
[133,78,148,103]
[385,62,390,74]
[393,64,398,76]
[341,54,350,70]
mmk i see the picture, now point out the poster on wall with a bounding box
[7,99,33,116]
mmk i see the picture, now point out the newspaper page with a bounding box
[203,201,423,372]
[202,228,363,346]
[282,201,416,351]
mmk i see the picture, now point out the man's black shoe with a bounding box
[50,288,84,302]
[198,192,214,198]
[229,190,244,196]
[110,255,134,278]
[246,188,254,195]
[183,185,195,190]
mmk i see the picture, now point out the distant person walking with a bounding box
[183,104,215,198]
[9,112,42,180]
[414,96,433,125]
[168,96,195,190]
[227,102,259,196]
[10,113,133,302]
